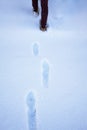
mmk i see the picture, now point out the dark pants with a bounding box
[32,0,48,28]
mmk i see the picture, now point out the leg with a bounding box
[32,0,38,12]
[41,0,48,28]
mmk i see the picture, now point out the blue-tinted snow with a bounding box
[27,91,37,130]
[41,58,50,87]
[0,0,87,130]
[32,42,39,56]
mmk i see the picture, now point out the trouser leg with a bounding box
[32,0,38,12]
[41,0,48,28]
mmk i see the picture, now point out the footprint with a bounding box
[41,58,50,87]
[32,42,39,56]
[26,91,37,130]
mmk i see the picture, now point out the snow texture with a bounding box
[32,42,39,56]
[41,59,50,87]
[27,92,37,130]
[0,0,87,130]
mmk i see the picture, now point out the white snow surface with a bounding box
[0,0,87,130]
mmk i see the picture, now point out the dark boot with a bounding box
[40,20,47,31]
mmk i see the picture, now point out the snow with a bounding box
[32,42,39,56]
[27,91,37,130]
[0,0,87,130]
[41,58,50,87]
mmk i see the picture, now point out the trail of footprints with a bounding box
[32,42,50,87]
[27,42,51,130]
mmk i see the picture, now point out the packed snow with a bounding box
[41,58,50,87]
